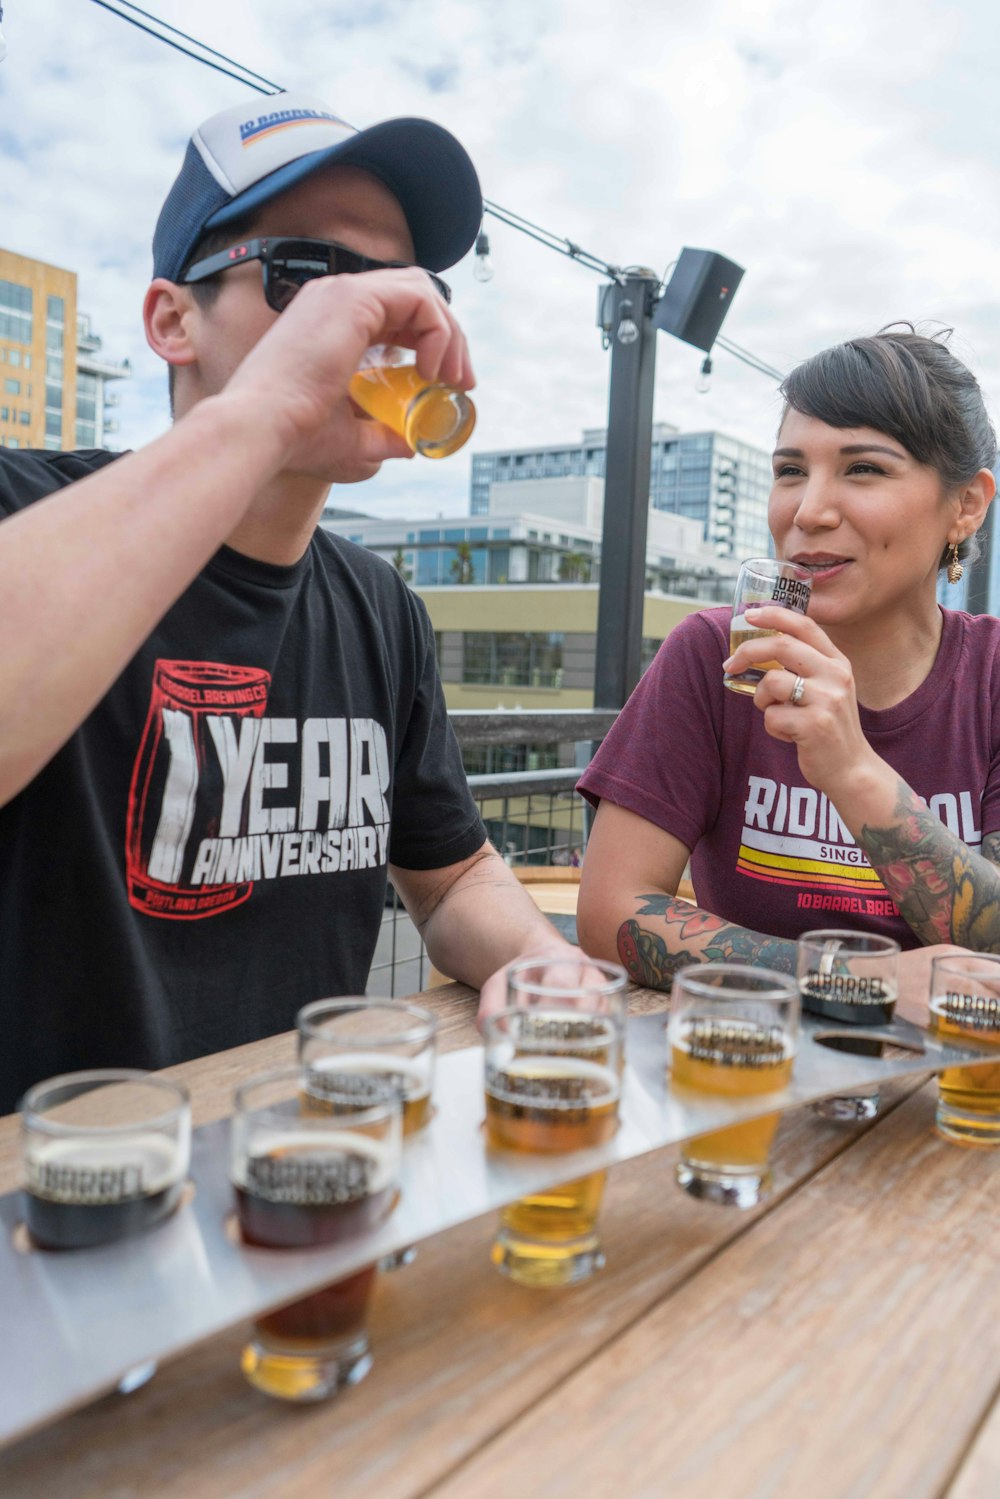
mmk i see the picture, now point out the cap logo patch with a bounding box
[239,108,352,147]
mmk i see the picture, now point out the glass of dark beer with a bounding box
[797,930,900,1121]
[231,1067,402,1402]
[20,1070,191,1251]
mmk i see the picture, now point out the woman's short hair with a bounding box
[779,326,996,569]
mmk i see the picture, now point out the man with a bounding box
[0,93,573,1111]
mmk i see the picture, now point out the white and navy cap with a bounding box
[153,93,483,282]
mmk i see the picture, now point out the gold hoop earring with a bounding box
[947,541,964,585]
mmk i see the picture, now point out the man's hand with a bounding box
[477,945,604,1026]
[224,268,474,479]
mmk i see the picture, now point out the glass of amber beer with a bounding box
[231,1067,402,1402]
[349,344,476,458]
[723,558,812,695]
[797,929,900,1121]
[669,965,799,1207]
[298,997,436,1272]
[20,1070,191,1250]
[484,1002,622,1287]
[929,953,1000,1147]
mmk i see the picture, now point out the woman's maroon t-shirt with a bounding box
[578,606,1000,950]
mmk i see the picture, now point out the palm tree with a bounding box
[450,541,475,585]
[558,551,591,583]
[392,548,412,582]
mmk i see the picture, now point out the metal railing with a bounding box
[367,709,612,996]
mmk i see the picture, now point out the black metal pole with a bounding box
[592,273,660,709]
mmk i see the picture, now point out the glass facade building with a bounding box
[471,423,774,560]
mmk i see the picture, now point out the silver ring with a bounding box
[789,675,806,706]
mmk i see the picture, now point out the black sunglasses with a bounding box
[180,236,452,312]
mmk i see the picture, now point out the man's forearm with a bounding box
[409,849,574,988]
[617,893,796,991]
[0,393,287,806]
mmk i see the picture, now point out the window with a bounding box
[5,436,18,448]
[7,349,20,367]
[24,353,31,370]
[4,378,19,395]
[46,355,63,380]
[45,412,62,438]
[19,411,30,426]
[462,632,565,688]
[0,407,6,421]
[46,295,65,325]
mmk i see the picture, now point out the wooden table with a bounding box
[1,982,998,1499]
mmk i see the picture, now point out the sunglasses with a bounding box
[180,236,452,312]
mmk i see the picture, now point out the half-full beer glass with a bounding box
[484,1002,622,1287]
[298,997,437,1271]
[349,344,475,458]
[723,558,812,695]
[21,1070,191,1250]
[797,929,900,1121]
[929,953,1000,1147]
[669,965,799,1207]
[231,1068,401,1402]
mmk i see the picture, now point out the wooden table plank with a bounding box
[946,1389,1000,1499]
[0,1080,921,1498]
[427,1082,1000,1499]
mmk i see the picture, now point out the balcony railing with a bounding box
[367,708,613,996]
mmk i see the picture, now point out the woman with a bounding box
[576,328,997,1007]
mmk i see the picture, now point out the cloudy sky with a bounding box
[1,0,997,519]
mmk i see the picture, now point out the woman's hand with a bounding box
[723,604,880,800]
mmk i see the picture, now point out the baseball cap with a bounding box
[153,92,483,283]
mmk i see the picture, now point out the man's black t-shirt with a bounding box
[0,449,485,1111]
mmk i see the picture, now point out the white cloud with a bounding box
[1,0,998,520]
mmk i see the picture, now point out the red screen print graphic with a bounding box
[126,661,271,920]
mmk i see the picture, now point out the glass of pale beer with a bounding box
[231,1067,402,1402]
[929,953,1000,1147]
[797,930,900,1121]
[508,954,629,1062]
[669,965,799,1207]
[723,557,812,695]
[348,344,476,458]
[297,998,436,1272]
[20,1070,191,1251]
[484,1001,622,1287]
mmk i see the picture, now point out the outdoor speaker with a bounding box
[654,248,745,352]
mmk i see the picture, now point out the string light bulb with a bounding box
[696,354,713,394]
[616,299,639,345]
[473,230,494,283]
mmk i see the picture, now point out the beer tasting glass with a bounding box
[484,1000,622,1288]
[797,930,900,1121]
[349,344,476,458]
[20,1070,191,1251]
[669,965,799,1208]
[231,1067,402,1402]
[298,997,437,1271]
[929,953,1000,1147]
[508,954,628,1050]
[297,998,438,1138]
[723,557,812,695]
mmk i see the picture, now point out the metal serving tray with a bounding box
[1,1010,997,1447]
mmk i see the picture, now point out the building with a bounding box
[0,248,129,454]
[75,312,130,450]
[470,421,774,560]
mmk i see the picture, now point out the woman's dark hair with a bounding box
[779,326,997,569]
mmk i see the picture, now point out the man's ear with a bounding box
[143,279,198,372]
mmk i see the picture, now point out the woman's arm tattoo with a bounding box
[617,893,796,990]
[859,781,1000,949]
